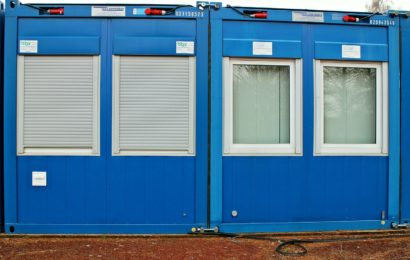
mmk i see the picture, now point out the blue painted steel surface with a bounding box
[314,42,388,61]
[0,3,4,232]
[210,15,223,228]
[401,15,410,223]
[112,19,196,56]
[223,22,303,58]
[4,3,209,234]
[18,19,101,55]
[387,24,401,222]
[210,7,400,232]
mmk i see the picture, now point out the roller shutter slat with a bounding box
[21,56,97,149]
[117,56,192,152]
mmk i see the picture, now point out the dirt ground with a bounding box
[1,230,410,259]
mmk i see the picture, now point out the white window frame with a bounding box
[223,58,303,156]
[112,55,196,156]
[17,55,101,156]
[314,60,388,156]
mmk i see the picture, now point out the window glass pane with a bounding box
[324,66,376,144]
[233,64,290,144]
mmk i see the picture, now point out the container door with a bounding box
[210,8,400,232]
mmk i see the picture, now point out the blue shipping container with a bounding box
[210,6,401,233]
[3,1,405,234]
[4,2,209,234]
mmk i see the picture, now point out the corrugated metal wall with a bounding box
[0,4,4,232]
[400,15,410,224]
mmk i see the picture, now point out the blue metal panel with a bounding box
[387,24,401,222]
[220,220,390,233]
[0,4,4,232]
[9,224,197,234]
[222,21,303,58]
[210,16,223,228]
[18,19,103,54]
[222,157,388,223]
[401,16,410,223]
[18,36,101,55]
[314,42,388,61]
[4,12,18,231]
[313,24,389,61]
[223,39,302,58]
[111,19,196,55]
[312,24,388,44]
[4,3,209,234]
[6,4,208,19]
[194,15,209,225]
[113,37,195,56]
[210,7,400,232]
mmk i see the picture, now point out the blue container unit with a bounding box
[400,13,410,225]
[210,7,401,233]
[4,2,209,234]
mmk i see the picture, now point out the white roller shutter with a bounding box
[112,56,195,155]
[17,55,100,155]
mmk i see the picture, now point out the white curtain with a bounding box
[324,67,376,144]
[233,65,290,144]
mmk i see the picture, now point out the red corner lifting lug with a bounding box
[47,8,64,15]
[145,8,167,16]
[250,12,268,19]
[343,15,360,22]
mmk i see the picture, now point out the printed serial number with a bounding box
[370,20,395,26]
[175,11,205,17]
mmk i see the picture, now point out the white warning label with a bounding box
[176,41,195,54]
[253,42,273,56]
[342,45,361,59]
[20,40,38,53]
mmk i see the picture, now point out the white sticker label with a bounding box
[342,45,361,59]
[292,11,324,23]
[32,171,47,187]
[253,42,272,56]
[176,41,195,54]
[20,40,38,53]
[92,6,126,17]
